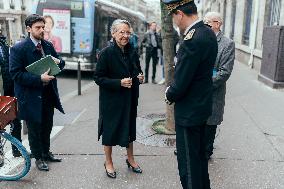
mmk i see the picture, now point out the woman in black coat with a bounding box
[94,19,144,179]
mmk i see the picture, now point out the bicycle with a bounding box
[0,96,31,181]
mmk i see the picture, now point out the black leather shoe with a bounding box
[35,159,49,171]
[152,80,157,84]
[43,152,62,162]
[12,150,22,157]
[174,150,177,156]
[104,163,116,178]
[126,159,142,173]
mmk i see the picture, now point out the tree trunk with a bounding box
[160,1,175,132]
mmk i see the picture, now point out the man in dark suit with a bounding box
[0,34,23,157]
[141,22,162,84]
[163,1,218,188]
[9,14,65,171]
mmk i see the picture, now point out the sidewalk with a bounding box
[1,62,284,189]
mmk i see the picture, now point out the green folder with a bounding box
[25,55,61,76]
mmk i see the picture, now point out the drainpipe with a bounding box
[248,0,260,69]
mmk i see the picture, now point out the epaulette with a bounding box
[184,29,195,41]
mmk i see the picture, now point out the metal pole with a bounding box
[77,55,82,95]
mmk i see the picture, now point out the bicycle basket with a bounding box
[0,96,17,130]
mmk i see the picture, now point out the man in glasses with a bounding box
[203,12,235,160]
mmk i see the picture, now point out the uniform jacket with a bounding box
[207,32,235,125]
[166,21,218,127]
[94,42,142,147]
[9,37,65,123]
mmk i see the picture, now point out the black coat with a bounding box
[0,37,14,96]
[9,37,65,123]
[94,42,142,147]
[166,21,218,127]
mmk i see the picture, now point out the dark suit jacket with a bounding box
[9,37,65,123]
[166,21,218,127]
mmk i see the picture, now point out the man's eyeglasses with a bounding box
[204,20,220,24]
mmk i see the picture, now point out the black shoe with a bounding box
[144,79,148,83]
[43,152,62,162]
[35,159,49,171]
[152,80,157,84]
[12,150,22,157]
[126,159,142,173]
[174,150,177,156]
[104,163,116,178]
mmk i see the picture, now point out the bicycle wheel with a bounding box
[0,131,31,181]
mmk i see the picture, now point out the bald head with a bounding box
[204,11,223,33]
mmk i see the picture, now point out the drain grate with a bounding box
[142,113,166,120]
[136,115,176,147]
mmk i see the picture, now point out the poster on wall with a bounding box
[43,9,71,53]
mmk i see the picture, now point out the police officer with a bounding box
[163,0,218,188]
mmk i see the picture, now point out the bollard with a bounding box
[77,55,83,95]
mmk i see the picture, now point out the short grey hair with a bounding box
[110,19,131,34]
[204,11,223,24]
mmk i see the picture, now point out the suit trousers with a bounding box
[10,118,22,152]
[3,85,22,153]
[176,123,211,189]
[145,47,158,81]
[204,124,217,158]
[26,99,54,160]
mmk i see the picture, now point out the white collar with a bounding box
[184,19,201,35]
[30,35,40,46]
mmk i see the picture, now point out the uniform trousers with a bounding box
[204,124,217,158]
[26,98,54,160]
[176,123,211,189]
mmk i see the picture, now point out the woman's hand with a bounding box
[137,73,144,84]
[121,78,132,88]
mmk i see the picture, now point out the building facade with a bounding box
[109,0,160,24]
[200,0,284,71]
[0,0,33,45]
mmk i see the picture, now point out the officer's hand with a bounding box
[41,68,55,83]
[165,86,172,105]
[121,78,132,88]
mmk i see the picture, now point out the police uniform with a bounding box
[163,0,218,188]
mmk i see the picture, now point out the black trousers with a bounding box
[10,118,22,152]
[176,123,211,189]
[3,87,22,152]
[26,100,54,160]
[204,125,217,157]
[145,48,158,81]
